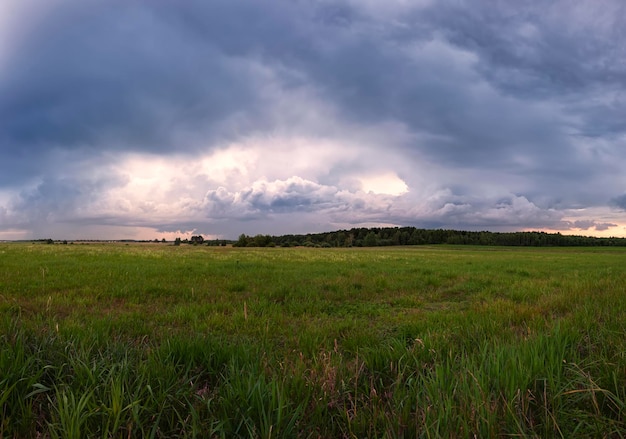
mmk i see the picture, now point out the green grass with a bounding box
[1,243,625,437]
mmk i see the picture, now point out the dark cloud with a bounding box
[203,177,345,219]
[4,174,113,236]
[558,220,618,232]
[0,0,298,183]
[593,222,617,232]
[426,1,626,96]
[1,0,348,139]
[1,0,625,238]
[611,195,626,210]
[571,220,597,230]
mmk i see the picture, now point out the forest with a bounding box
[233,227,626,248]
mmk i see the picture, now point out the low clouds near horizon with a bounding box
[1,0,625,240]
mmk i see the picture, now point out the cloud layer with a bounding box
[1,0,625,239]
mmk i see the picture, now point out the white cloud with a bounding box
[359,173,408,195]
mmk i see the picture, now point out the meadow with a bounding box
[0,242,625,438]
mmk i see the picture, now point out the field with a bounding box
[1,243,625,438]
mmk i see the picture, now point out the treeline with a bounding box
[233,227,626,248]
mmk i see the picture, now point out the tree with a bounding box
[363,232,379,247]
[253,234,272,247]
[234,234,249,247]
[190,235,204,245]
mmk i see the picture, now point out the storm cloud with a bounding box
[1,0,625,240]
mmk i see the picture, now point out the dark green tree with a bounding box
[234,234,249,247]
[363,232,379,247]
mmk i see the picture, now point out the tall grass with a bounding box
[1,243,625,437]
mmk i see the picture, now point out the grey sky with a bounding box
[1,0,625,240]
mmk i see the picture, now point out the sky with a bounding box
[1,0,625,240]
